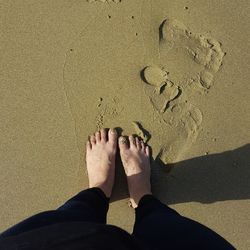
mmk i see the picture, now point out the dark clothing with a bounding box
[0,188,235,250]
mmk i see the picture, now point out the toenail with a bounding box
[129,136,135,142]
[119,137,127,144]
[110,128,117,134]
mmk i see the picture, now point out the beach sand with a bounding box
[0,0,249,248]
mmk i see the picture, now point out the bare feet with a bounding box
[119,136,152,208]
[86,128,118,198]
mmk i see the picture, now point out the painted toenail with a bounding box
[119,137,127,144]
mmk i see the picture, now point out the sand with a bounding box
[0,0,249,249]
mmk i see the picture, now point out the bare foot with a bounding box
[119,135,152,208]
[86,128,118,198]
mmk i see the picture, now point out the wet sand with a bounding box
[0,0,249,249]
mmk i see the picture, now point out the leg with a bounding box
[118,135,235,250]
[134,194,235,250]
[1,128,118,238]
[1,187,109,238]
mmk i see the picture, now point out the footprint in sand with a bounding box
[142,18,226,116]
[140,17,224,166]
[157,101,202,166]
[142,66,203,166]
[159,18,226,90]
[96,96,124,130]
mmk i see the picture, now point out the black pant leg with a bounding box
[57,187,109,223]
[0,188,109,238]
[133,195,235,250]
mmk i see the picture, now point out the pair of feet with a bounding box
[86,128,152,208]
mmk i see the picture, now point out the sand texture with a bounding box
[0,0,250,249]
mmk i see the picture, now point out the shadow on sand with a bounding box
[111,144,250,205]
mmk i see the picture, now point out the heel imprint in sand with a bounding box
[156,103,203,165]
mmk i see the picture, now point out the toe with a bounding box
[100,128,107,142]
[95,131,101,142]
[86,140,91,151]
[129,135,136,148]
[140,140,145,151]
[90,135,96,145]
[108,128,118,145]
[135,137,141,149]
[145,146,150,156]
[119,136,129,151]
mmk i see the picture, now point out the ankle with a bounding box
[89,181,112,198]
[130,187,152,207]
[130,191,152,208]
